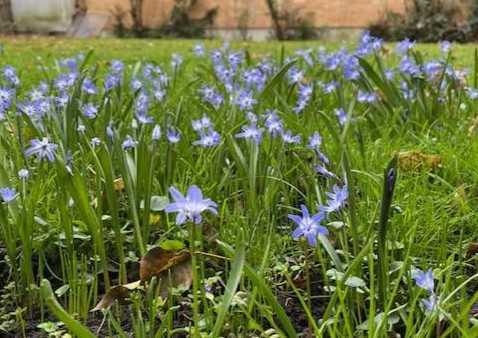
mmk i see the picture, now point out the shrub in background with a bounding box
[369,0,474,42]
[112,0,217,39]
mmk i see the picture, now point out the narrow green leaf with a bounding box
[218,240,296,337]
[211,240,246,336]
[40,279,96,338]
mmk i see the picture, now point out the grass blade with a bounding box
[211,238,246,336]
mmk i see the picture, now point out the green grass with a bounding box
[0,37,478,337]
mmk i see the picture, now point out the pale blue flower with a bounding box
[289,204,328,246]
[413,268,435,293]
[0,187,16,203]
[152,125,161,141]
[320,185,348,213]
[25,138,58,162]
[422,293,437,312]
[165,185,218,225]
[167,127,181,144]
[122,135,137,150]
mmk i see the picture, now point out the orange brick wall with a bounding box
[85,0,407,30]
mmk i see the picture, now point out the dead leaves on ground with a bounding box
[139,247,190,281]
[92,246,192,311]
[398,150,442,172]
[91,280,141,311]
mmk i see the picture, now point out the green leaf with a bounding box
[218,240,296,337]
[159,239,185,251]
[40,279,96,338]
[260,60,296,100]
[211,239,246,336]
[318,234,344,273]
[150,195,169,211]
[54,284,70,297]
[345,276,366,289]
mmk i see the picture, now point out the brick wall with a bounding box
[85,0,407,30]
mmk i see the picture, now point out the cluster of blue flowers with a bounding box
[413,268,438,312]
[289,184,348,246]
[0,33,473,269]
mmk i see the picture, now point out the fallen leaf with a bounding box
[91,280,141,311]
[398,151,442,172]
[157,259,193,299]
[466,242,478,258]
[140,247,190,282]
[92,247,191,311]
[113,177,125,192]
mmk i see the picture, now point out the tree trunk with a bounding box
[130,0,144,35]
[0,0,14,32]
[265,0,284,40]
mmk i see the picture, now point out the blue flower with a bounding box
[421,293,437,312]
[356,31,382,56]
[357,90,377,103]
[104,74,121,91]
[315,165,336,179]
[287,66,304,84]
[234,90,257,111]
[110,60,124,74]
[227,51,244,70]
[81,103,98,119]
[395,38,415,55]
[152,125,161,141]
[199,85,223,109]
[466,87,478,100]
[399,56,421,77]
[121,135,137,150]
[91,137,101,147]
[2,65,19,86]
[322,81,339,94]
[440,41,451,54]
[193,130,221,148]
[193,43,205,57]
[320,185,348,213]
[136,112,154,125]
[307,132,322,149]
[335,108,348,126]
[289,205,328,246]
[0,87,14,109]
[342,55,360,80]
[264,110,283,137]
[235,123,264,144]
[171,53,183,68]
[192,115,212,131]
[82,78,97,95]
[0,187,17,203]
[165,185,218,225]
[413,268,434,293]
[281,130,301,144]
[167,127,181,144]
[294,84,313,113]
[25,138,58,162]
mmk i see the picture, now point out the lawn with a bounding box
[1,35,478,337]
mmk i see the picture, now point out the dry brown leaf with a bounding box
[91,280,141,311]
[140,247,190,282]
[92,247,191,311]
[469,116,478,136]
[149,214,161,226]
[466,242,478,258]
[113,177,125,192]
[157,260,193,299]
[398,151,442,172]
